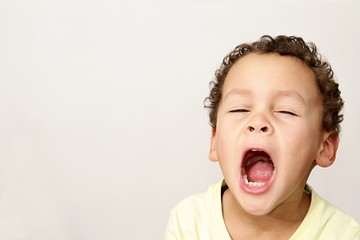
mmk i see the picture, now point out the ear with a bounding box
[209,128,218,162]
[316,132,339,168]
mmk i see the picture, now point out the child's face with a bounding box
[209,53,336,216]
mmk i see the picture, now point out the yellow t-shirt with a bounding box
[164,180,360,240]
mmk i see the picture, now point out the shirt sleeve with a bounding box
[354,230,360,240]
[163,209,180,240]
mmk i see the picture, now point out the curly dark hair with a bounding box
[204,35,344,134]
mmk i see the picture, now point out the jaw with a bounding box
[226,145,317,217]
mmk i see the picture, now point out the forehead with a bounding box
[222,53,319,101]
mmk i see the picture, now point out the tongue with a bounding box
[247,161,274,182]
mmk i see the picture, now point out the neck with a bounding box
[222,188,311,239]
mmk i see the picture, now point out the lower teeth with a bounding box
[243,175,266,187]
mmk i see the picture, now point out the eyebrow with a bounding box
[275,90,306,105]
[224,88,306,105]
[223,89,251,100]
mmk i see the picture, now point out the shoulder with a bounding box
[164,180,230,240]
[317,196,360,239]
[313,189,359,232]
[292,186,360,240]
[167,181,221,228]
[171,181,219,216]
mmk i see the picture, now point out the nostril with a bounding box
[247,125,270,133]
[261,126,268,132]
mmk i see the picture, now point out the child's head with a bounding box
[205,35,344,134]
[204,35,344,216]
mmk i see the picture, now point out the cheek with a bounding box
[216,127,242,169]
[217,120,243,153]
[286,116,322,142]
[282,125,320,165]
[216,134,235,162]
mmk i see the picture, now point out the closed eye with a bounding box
[276,110,297,116]
[229,109,250,113]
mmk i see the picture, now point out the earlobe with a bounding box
[316,132,339,168]
[209,128,218,162]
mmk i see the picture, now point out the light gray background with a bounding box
[0,0,359,239]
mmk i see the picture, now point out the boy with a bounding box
[164,35,360,239]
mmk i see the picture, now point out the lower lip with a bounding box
[239,170,276,195]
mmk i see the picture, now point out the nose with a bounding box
[246,114,273,134]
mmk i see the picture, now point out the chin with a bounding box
[239,198,275,216]
[245,206,274,216]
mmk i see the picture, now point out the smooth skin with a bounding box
[209,53,339,240]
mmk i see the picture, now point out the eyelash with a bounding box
[229,109,249,113]
[276,110,297,116]
[229,109,297,116]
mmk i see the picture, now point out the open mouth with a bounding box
[241,149,275,190]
